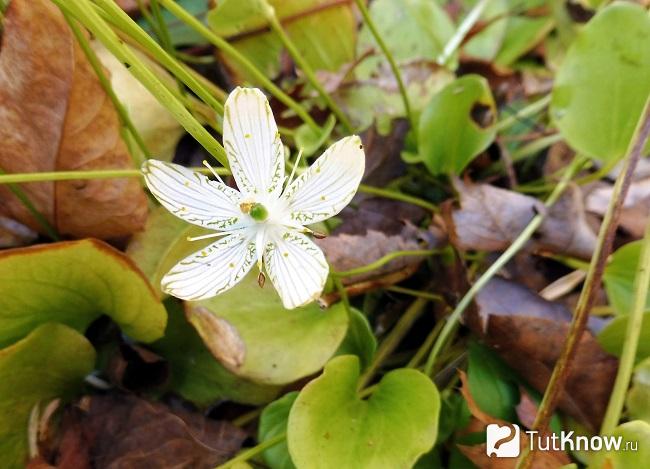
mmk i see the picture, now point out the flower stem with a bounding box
[264,3,354,133]
[65,13,150,164]
[156,0,321,134]
[437,0,488,66]
[331,250,437,278]
[353,0,415,134]
[495,95,551,132]
[423,155,588,377]
[386,286,444,303]
[0,167,229,184]
[53,0,228,167]
[358,184,438,213]
[600,218,650,435]
[214,432,285,469]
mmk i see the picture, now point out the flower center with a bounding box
[240,202,269,222]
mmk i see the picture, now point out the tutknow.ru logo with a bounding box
[486,423,639,458]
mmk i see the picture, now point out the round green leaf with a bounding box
[0,323,95,469]
[287,355,440,469]
[418,75,496,175]
[598,312,650,360]
[187,273,349,385]
[588,420,650,468]
[334,308,377,372]
[551,2,650,162]
[259,392,299,469]
[603,240,650,316]
[0,239,167,348]
[626,357,650,423]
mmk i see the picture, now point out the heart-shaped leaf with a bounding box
[287,355,440,469]
[0,323,95,469]
[0,239,167,348]
[418,75,496,175]
[333,308,376,372]
[551,2,650,162]
[598,312,650,360]
[603,240,650,316]
[187,274,349,385]
[588,421,650,468]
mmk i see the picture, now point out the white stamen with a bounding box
[203,160,226,184]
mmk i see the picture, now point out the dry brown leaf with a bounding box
[115,0,150,15]
[0,215,37,248]
[467,277,617,432]
[445,179,597,259]
[37,394,246,469]
[0,0,147,239]
[457,371,570,469]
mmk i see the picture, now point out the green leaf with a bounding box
[626,357,650,424]
[334,308,377,372]
[598,311,650,360]
[418,75,496,175]
[551,2,650,162]
[187,273,349,385]
[259,392,299,469]
[463,0,509,61]
[588,420,650,468]
[294,114,336,157]
[138,0,209,46]
[467,341,518,421]
[287,355,440,469]
[603,240,650,316]
[207,0,356,82]
[152,299,280,406]
[0,239,167,348]
[0,323,95,469]
[494,16,554,68]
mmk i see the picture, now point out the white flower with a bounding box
[142,87,365,309]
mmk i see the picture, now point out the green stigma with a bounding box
[248,202,269,221]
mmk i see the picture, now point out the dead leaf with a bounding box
[445,179,597,259]
[116,0,150,15]
[0,0,147,239]
[516,387,540,430]
[457,371,570,469]
[467,277,617,432]
[107,343,169,392]
[37,394,246,469]
[0,215,38,248]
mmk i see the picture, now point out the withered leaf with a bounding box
[0,215,37,248]
[467,277,617,432]
[40,394,246,469]
[446,180,596,259]
[0,0,147,239]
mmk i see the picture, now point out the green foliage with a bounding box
[598,312,650,360]
[588,421,650,468]
[259,392,299,469]
[418,75,496,175]
[0,239,167,348]
[0,324,95,469]
[287,355,440,469]
[333,308,377,371]
[626,357,650,424]
[551,2,650,162]
[603,240,650,316]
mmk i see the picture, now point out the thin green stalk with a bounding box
[157,0,321,133]
[332,250,437,278]
[65,14,150,164]
[353,0,414,133]
[0,169,59,240]
[407,319,446,369]
[601,219,650,434]
[386,286,444,303]
[495,95,551,132]
[437,0,489,66]
[92,0,224,115]
[423,155,588,376]
[264,3,353,133]
[215,432,285,469]
[358,184,438,213]
[150,0,174,53]
[55,0,227,166]
[331,273,352,316]
[359,297,429,389]
[0,167,229,184]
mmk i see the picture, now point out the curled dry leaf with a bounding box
[457,371,571,469]
[0,0,147,239]
[466,277,617,432]
[445,179,597,259]
[37,394,246,469]
[0,215,37,248]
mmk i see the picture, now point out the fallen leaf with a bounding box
[0,0,147,239]
[445,179,597,259]
[0,215,37,248]
[467,277,617,432]
[40,394,246,469]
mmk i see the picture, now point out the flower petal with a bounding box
[162,230,256,300]
[223,87,284,197]
[142,160,246,231]
[264,230,329,309]
[282,136,365,225]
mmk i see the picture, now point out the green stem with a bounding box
[65,14,150,164]
[157,0,321,133]
[358,184,438,213]
[437,0,489,66]
[407,319,446,369]
[0,167,229,184]
[264,2,354,133]
[386,286,444,303]
[495,95,551,132]
[423,155,587,376]
[214,432,285,469]
[601,219,650,434]
[353,0,414,134]
[54,0,228,166]
[92,0,224,115]
[332,250,437,278]
[359,297,429,389]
